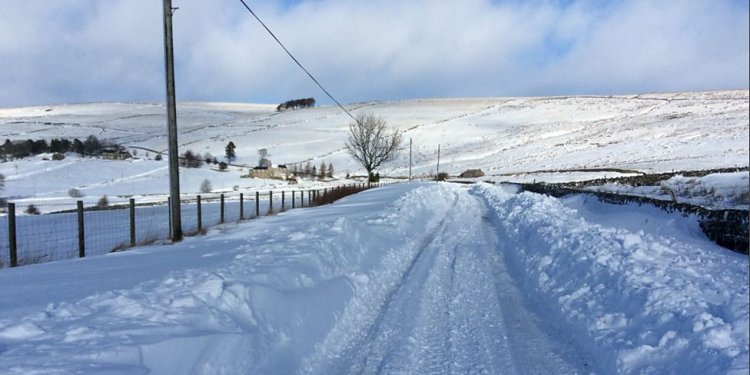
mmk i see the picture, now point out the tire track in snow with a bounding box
[339,188,511,374]
[306,186,580,374]
[337,190,462,374]
[299,188,463,374]
[381,192,518,375]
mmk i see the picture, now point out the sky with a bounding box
[0,0,748,108]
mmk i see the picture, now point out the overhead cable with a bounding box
[237,0,360,124]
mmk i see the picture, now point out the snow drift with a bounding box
[0,183,746,374]
[477,183,749,374]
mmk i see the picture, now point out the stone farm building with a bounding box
[101,148,132,160]
[459,169,485,178]
[248,165,289,180]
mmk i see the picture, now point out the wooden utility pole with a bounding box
[163,0,182,241]
[436,144,441,179]
[409,138,412,181]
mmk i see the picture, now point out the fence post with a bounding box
[240,193,244,220]
[292,190,296,209]
[77,200,85,258]
[197,195,202,232]
[8,203,17,267]
[129,198,136,247]
[220,194,225,224]
[308,190,312,206]
[300,190,304,207]
[269,191,273,215]
[256,191,260,217]
[281,191,285,211]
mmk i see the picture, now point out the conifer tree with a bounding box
[225,141,236,162]
[319,162,327,180]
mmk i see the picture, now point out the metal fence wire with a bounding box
[0,184,377,268]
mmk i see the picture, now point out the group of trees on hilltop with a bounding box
[1,135,108,160]
[277,98,315,112]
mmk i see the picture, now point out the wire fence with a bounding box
[0,183,379,268]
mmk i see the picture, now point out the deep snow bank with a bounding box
[0,183,463,373]
[475,183,749,374]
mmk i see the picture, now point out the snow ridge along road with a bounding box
[0,182,746,374]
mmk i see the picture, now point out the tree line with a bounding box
[289,161,335,180]
[180,150,228,170]
[277,98,315,111]
[1,135,108,160]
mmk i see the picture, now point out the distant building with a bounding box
[247,165,288,180]
[459,169,485,178]
[101,147,132,160]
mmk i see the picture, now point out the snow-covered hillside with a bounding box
[0,183,745,374]
[0,92,746,373]
[0,90,747,205]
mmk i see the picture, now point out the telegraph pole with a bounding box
[163,0,182,241]
[409,138,412,181]
[436,144,441,180]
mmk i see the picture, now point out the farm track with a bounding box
[314,188,579,374]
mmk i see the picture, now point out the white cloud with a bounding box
[535,0,750,94]
[0,0,747,107]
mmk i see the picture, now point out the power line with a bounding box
[237,0,360,124]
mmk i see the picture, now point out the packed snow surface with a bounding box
[0,183,746,374]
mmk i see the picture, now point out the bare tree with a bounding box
[200,179,212,193]
[97,195,109,208]
[258,148,271,167]
[345,113,402,182]
[25,204,40,215]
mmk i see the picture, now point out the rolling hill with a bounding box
[0,90,747,205]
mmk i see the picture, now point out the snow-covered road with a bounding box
[0,182,746,374]
[305,187,579,374]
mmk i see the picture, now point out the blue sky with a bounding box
[0,0,747,108]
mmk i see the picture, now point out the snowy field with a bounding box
[0,182,745,374]
[0,90,747,209]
